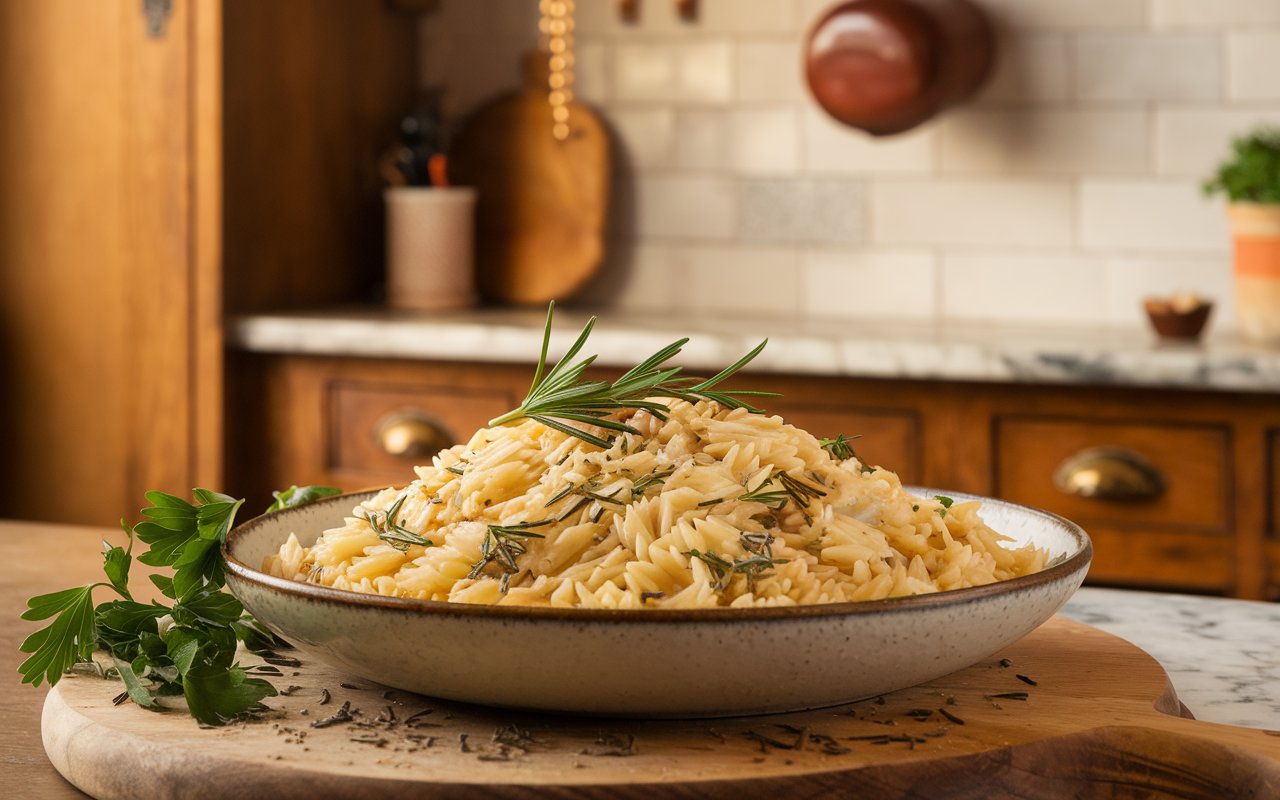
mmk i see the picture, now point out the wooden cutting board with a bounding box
[447,52,609,306]
[41,617,1280,799]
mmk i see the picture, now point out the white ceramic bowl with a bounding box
[223,489,1091,717]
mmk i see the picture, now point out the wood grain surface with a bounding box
[38,612,1280,797]
[0,0,211,525]
[4,522,109,799]
[449,53,609,306]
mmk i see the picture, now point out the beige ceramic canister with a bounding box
[1227,202,1280,343]
[385,186,478,311]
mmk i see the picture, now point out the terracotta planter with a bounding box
[1227,202,1280,343]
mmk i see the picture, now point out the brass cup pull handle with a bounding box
[1052,447,1165,502]
[375,411,455,459]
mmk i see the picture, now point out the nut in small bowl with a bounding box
[1143,292,1213,341]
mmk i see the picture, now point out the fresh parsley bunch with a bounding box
[18,484,340,725]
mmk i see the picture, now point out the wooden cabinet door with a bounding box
[0,0,221,523]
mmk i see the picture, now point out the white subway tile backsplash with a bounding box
[737,179,867,244]
[803,250,937,321]
[702,0,800,34]
[575,0,686,36]
[975,33,1071,105]
[678,42,736,104]
[614,41,734,104]
[635,175,737,239]
[1152,0,1280,29]
[576,241,688,312]
[608,109,676,169]
[673,110,730,170]
[1075,34,1220,102]
[421,0,1267,329]
[1155,108,1280,177]
[1102,257,1237,331]
[737,41,807,104]
[1228,34,1280,101]
[873,180,1074,247]
[685,246,803,315]
[941,255,1108,325]
[940,109,1148,175]
[613,43,675,103]
[729,108,800,174]
[802,108,936,175]
[979,0,1146,29]
[575,41,611,105]
[1079,180,1230,252]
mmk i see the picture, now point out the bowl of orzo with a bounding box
[223,396,1090,717]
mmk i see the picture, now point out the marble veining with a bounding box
[1062,587,1280,729]
[227,308,1280,392]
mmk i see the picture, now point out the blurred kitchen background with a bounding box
[3,0,1279,599]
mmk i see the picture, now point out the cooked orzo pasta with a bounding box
[264,398,1046,609]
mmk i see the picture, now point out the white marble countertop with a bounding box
[228,307,1280,392]
[1061,587,1280,729]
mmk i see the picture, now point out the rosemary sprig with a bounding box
[818,434,862,461]
[777,471,827,506]
[687,532,789,593]
[775,471,828,525]
[543,482,578,508]
[738,477,789,509]
[468,521,553,592]
[360,495,433,551]
[631,466,676,498]
[487,302,777,449]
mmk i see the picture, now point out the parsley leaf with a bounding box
[182,663,277,726]
[18,586,99,687]
[268,485,342,512]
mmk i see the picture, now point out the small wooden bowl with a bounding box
[1143,298,1213,341]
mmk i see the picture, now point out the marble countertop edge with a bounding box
[226,308,1280,393]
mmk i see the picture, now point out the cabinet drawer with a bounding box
[996,415,1231,591]
[329,380,516,483]
[995,416,1230,533]
[772,403,921,484]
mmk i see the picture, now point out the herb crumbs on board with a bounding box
[404,708,435,726]
[1016,674,1038,686]
[310,701,355,729]
[261,652,302,668]
[580,732,636,757]
[938,708,966,725]
[986,691,1029,701]
[319,688,332,705]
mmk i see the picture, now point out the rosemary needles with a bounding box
[487,302,776,449]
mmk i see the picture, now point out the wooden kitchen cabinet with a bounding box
[0,0,416,525]
[232,354,1280,600]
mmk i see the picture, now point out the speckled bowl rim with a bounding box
[223,488,1092,624]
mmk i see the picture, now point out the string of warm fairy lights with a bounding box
[539,0,575,141]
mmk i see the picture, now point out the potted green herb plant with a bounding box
[1204,127,1280,343]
